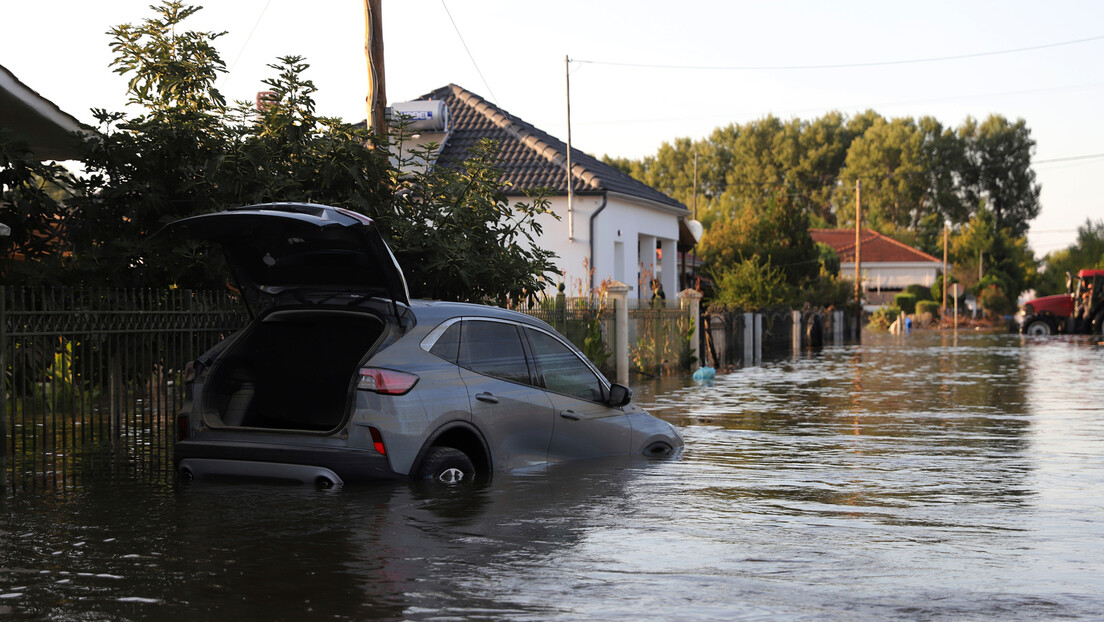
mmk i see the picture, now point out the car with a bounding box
[170,203,683,486]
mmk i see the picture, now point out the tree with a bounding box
[0,133,74,283]
[2,1,558,303]
[959,115,1041,238]
[949,204,1036,304]
[1035,219,1104,296]
[696,189,818,287]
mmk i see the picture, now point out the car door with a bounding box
[457,319,555,470]
[523,327,632,461]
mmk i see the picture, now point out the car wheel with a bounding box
[1023,318,1054,336]
[418,447,475,484]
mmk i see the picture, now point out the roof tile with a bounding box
[413,84,687,213]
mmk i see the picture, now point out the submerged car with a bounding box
[171,203,682,486]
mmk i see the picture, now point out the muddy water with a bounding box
[2,332,1103,620]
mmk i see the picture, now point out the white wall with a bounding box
[515,193,682,299]
[842,262,942,291]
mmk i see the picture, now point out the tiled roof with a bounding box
[412,84,687,214]
[811,229,941,264]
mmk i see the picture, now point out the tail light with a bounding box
[357,368,419,395]
[177,414,190,440]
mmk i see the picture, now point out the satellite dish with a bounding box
[686,219,703,242]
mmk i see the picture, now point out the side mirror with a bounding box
[607,383,632,407]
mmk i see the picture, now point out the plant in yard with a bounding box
[867,305,902,331]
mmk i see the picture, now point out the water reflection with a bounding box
[3,332,1104,620]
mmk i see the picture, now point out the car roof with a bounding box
[409,299,554,330]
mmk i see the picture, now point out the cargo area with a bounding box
[202,310,385,431]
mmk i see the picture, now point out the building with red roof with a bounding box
[811,229,943,307]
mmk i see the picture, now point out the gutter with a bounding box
[588,194,609,292]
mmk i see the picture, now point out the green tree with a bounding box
[708,254,794,311]
[949,203,1036,304]
[0,133,75,282]
[696,189,818,287]
[960,114,1040,238]
[1035,219,1104,295]
[3,1,558,302]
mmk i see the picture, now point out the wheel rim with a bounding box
[437,467,465,483]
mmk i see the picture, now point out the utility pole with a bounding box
[854,180,862,307]
[942,225,949,313]
[364,0,387,136]
[565,55,574,241]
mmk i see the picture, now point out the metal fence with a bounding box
[0,287,246,492]
[513,297,693,377]
[513,296,617,375]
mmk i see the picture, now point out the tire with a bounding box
[1022,317,1054,336]
[1093,311,1104,336]
[417,447,475,484]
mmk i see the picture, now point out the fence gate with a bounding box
[0,287,246,492]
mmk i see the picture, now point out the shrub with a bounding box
[868,305,902,331]
[916,300,940,318]
[893,292,918,315]
[904,284,933,301]
[978,284,1015,319]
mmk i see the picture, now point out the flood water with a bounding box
[3,332,1104,620]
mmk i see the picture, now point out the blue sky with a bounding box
[3,0,1101,257]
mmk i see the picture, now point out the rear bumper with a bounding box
[174,439,399,483]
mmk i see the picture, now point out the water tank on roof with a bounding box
[389,100,449,132]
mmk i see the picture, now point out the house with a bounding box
[0,63,85,161]
[399,84,695,300]
[811,229,943,308]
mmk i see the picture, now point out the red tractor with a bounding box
[1020,269,1104,336]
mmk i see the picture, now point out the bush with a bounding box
[867,305,902,331]
[893,292,918,315]
[904,284,933,301]
[931,274,957,302]
[707,254,795,311]
[916,300,940,318]
[978,284,1015,319]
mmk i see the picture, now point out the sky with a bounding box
[3,0,1102,257]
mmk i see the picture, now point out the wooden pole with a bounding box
[565,55,574,241]
[942,225,949,313]
[854,180,862,306]
[364,0,387,136]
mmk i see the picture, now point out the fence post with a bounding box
[678,289,702,370]
[607,281,630,385]
[742,312,754,366]
[555,283,567,334]
[792,310,803,355]
[0,286,6,462]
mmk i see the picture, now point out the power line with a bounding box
[222,0,274,85]
[1034,153,1104,164]
[440,0,498,105]
[574,34,1104,71]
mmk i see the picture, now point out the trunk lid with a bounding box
[169,203,410,313]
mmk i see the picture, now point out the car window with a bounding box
[428,321,461,363]
[459,320,531,384]
[525,328,604,402]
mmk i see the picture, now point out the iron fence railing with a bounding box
[1,287,246,492]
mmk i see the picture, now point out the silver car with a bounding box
[171,203,682,486]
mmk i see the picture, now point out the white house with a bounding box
[0,63,86,161]
[811,229,943,308]
[402,84,694,300]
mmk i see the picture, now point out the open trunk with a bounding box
[202,310,385,431]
